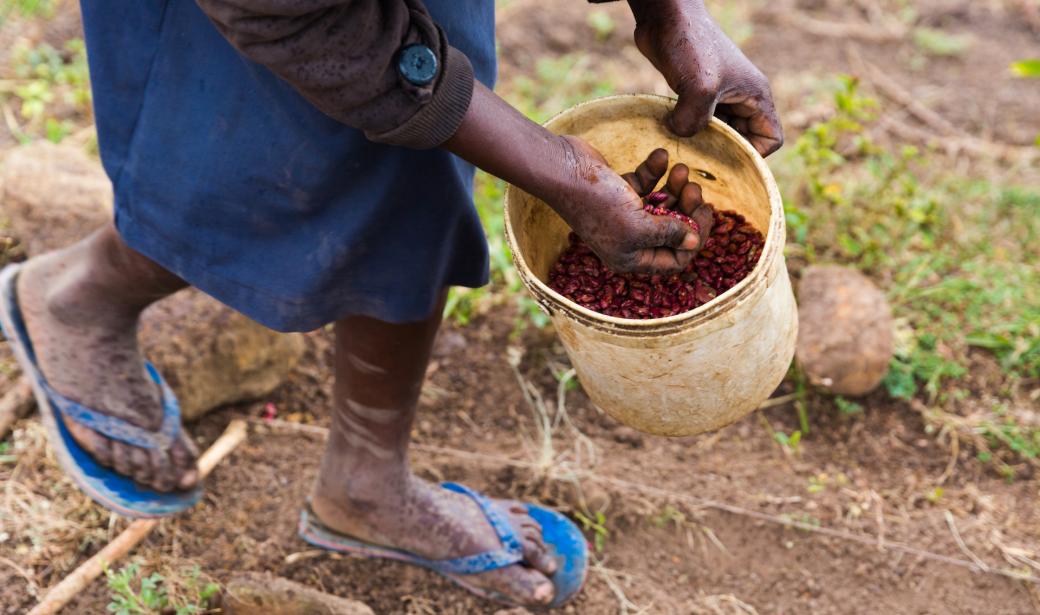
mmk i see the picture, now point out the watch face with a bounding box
[398,44,439,86]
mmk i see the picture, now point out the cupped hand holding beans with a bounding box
[627,0,783,157]
[550,139,714,274]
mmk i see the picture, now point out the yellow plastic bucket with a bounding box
[504,95,798,436]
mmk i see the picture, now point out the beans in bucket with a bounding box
[504,95,798,436]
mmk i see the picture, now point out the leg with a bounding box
[310,295,558,607]
[16,224,198,491]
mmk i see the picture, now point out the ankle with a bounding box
[313,463,414,511]
[43,277,139,329]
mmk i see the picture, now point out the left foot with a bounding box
[15,251,199,492]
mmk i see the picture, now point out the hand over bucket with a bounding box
[504,95,798,436]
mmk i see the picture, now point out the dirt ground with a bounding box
[2,1,1040,614]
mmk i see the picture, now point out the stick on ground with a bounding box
[27,419,248,615]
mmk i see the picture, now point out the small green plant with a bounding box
[651,505,687,530]
[1010,59,1040,78]
[912,27,973,57]
[773,429,802,454]
[106,563,218,615]
[573,510,609,552]
[4,39,92,143]
[586,11,616,41]
[0,0,54,24]
[833,396,863,416]
[0,440,14,464]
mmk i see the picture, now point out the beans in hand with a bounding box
[548,201,765,320]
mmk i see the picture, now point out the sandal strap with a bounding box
[428,482,525,576]
[45,362,181,450]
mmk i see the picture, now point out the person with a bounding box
[2,0,781,608]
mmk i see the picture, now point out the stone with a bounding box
[796,265,894,396]
[0,142,305,420]
[222,573,373,615]
[0,141,112,256]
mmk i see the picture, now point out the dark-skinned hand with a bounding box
[628,0,783,156]
[445,84,714,275]
[550,138,714,274]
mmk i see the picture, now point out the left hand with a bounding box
[628,0,783,157]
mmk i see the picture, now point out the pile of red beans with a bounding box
[548,199,765,320]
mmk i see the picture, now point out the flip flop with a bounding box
[0,263,202,518]
[298,482,589,609]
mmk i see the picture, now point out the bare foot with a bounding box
[311,474,557,607]
[15,252,198,492]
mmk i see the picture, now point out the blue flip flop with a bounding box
[0,263,202,518]
[298,482,589,609]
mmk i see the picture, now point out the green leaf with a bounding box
[1011,59,1040,78]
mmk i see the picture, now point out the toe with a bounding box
[111,442,134,477]
[521,526,558,576]
[170,433,200,490]
[505,504,558,576]
[66,423,113,468]
[129,446,154,487]
[149,448,176,493]
[487,566,555,608]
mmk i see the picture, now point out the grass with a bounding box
[773,76,1040,467]
[1,38,92,143]
[106,562,219,615]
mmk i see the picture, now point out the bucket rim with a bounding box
[503,93,786,335]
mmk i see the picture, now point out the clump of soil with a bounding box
[796,264,894,396]
[548,204,765,319]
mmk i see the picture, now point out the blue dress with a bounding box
[79,0,497,332]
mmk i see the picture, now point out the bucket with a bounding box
[504,94,798,436]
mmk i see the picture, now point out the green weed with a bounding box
[105,563,218,615]
[1011,59,1040,78]
[777,75,1040,462]
[4,39,92,143]
[833,396,863,416]
[651,504,688,530]
[773,429,802,454]
[0,0,54,24]
[574,510,610,552]
[586,10,616,41]
[912,27,973,57]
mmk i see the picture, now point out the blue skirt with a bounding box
[80,0,496,332]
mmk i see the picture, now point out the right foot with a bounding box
[15,252,198,492]
[311,474,559,608]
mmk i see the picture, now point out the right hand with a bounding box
[549,137,712,274]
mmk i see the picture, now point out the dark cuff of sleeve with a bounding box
[365,45,475,150]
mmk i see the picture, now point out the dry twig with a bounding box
[27,420,248,615]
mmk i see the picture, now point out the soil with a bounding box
[3,1,1040,614]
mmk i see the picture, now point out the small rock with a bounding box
[493,609,534,615]
[139,289,304,421]
[0,141,112,256]
[0,142,305,420]
[432,328,467,358]
[223,572,373,615]
[796,265,894,396]
[611,425,644,448]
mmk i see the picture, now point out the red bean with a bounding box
[547,203,765,320]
